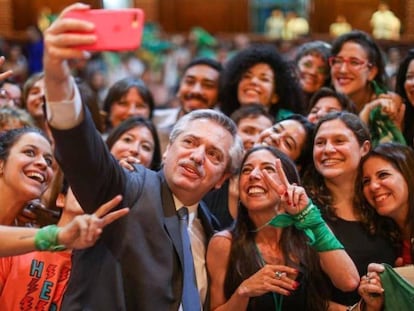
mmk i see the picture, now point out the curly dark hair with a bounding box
[219,44,304,118]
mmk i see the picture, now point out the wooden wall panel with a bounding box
[134,0,159,22]
[0,0,14,37]
[4,0,102,36]
[159,0,249,33]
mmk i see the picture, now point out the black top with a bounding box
[203,180,234,229]
[326,217,397,305]
[246,270,307,310]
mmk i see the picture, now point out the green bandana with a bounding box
[269,201,343,252]
[380,263,414,310]
[370,81,406,147]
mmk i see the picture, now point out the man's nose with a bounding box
[190,145,205,164]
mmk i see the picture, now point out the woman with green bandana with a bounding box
[207,146,358,311]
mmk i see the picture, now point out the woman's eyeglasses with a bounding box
[328,56,372,70]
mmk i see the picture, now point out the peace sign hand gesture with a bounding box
[262,158,309,215]
[58,195,129,249]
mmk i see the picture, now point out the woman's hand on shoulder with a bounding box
[118,156,140,171]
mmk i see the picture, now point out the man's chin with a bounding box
[182,103,211,112]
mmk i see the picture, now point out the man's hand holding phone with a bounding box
[43,3,144,102]
[63,7,144,51]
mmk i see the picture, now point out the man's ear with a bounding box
[214,172,231,190]
[163,144,170,162]
[0,161,4,175]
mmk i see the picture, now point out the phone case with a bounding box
[64,9,144,51]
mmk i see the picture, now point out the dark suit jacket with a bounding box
[52,108,219,311]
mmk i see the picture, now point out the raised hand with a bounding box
[359,93,404,129]
[262,158,309,215]
[0,56,13,81]
[58,194,129,249]
[44,3,96,62]
[43,2,96,102]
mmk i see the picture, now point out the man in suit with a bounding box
[43,3,243,310]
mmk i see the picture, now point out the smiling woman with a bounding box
[303,112,398,308]
[0,127,54,225]
[361,142,414,266]
[207,145,359,311]
[102,77,155,135]
[219,44,304,120]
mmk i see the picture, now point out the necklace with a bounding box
[254,243,284,311]
[250,217,274,232]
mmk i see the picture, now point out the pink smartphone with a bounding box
[64,8,144,51]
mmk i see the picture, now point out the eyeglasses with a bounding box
[0,89,22,107]
[328,56,371,70]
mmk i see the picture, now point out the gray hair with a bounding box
[170,109,243,174]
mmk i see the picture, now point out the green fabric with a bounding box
[34,225,66,251]
[369,106,406,147]
[369,81,406,147]
[190,27,217,47]
[380,263,414,311]
[268,201,343,252]
[275,108,293,122]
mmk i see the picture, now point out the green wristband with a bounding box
[34,225,67,251]
[293,201,344,252]
[268,201,343,252]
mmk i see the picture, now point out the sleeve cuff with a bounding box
[46,77,84,129]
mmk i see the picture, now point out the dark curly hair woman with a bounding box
[219,44,305,121]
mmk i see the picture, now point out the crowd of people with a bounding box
[0,2,413,310]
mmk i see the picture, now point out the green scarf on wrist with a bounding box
[268,201,343,252]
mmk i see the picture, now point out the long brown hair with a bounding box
[225,146,329,311]
[361,142,414,258]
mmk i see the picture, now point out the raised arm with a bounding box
[43,3,129,212]
[263,160,360,292]
[43,2,96,128]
